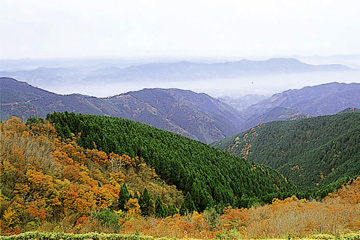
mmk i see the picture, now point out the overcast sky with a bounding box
[1,0,359,60]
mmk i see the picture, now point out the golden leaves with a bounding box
[125,198,141,218]
[3,207,19,227]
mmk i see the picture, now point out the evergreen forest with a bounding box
[212,112,360,189]
[45,112,294,211]
[1,114,360,238]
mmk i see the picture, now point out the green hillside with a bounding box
[212,112,360,189]
[46,112,294,211]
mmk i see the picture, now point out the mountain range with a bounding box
[0,58,352,86]
[1,57,360,238]
[234,82,360,132]
[0,77,243,143]
[83,58,351,83]
[2,77,360,143]
[242,82,360,116]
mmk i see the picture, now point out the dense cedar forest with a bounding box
[1,116,360,239]
[45,112,294,211]
[212,112,360,189]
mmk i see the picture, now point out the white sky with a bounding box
[1,0,360,59]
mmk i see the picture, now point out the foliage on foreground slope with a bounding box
[212,112,360,189]
[0,117,182,234]
[2,232,360,240]
[46,112,293,210]
[1,117,360,239]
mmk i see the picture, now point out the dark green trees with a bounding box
[167,204,178,216]
[138,188,154,216]
[118,183,131,211]
[46,112,294,211]
[155,196,168,218]
[179,192,197,215]
[213,112,360,190]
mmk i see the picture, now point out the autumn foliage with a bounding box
[0,117,182,234]
[1,117,360,238]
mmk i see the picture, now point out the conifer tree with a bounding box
[155,195,168,218]
[139,188,154,216]
[118,183,131,211]
[167,203,178,216]
[179,192,197,215]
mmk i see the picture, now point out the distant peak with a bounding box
[266,58,302,63]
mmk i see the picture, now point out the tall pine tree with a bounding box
[167,204,178,216]
[155,196,168,218]
[118,183,131,211]
[138,188,154,216]
[179,192,197,215]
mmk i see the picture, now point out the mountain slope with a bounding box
[0,77,106,120]
[239,107,311,131]
[0,76,55,103]
[0,116,185,232]
[109,88,244,143]
[242,82,360,117]
[0,77,243,143]
[2,117,359,237]
[212,112,360,189]
[236,82,360,132]
[47,112,294,211]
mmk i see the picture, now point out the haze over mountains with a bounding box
[0,77,243,143]
[83,58,351,82]
[2,76,360,144]
[1,57,358,98]
[236,82,360,132]
[218,94,267,111]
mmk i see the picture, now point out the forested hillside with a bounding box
[2,115,360,238]
[0,117,183,234]
[212,112,360,189]
[46,112,294,211]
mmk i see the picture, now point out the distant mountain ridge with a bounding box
[0,58,352,86]
[234,82,360,132]
[243,82,360,116]
[0,77,243,143]
[84,58,352,82]
[2,77,360,143]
